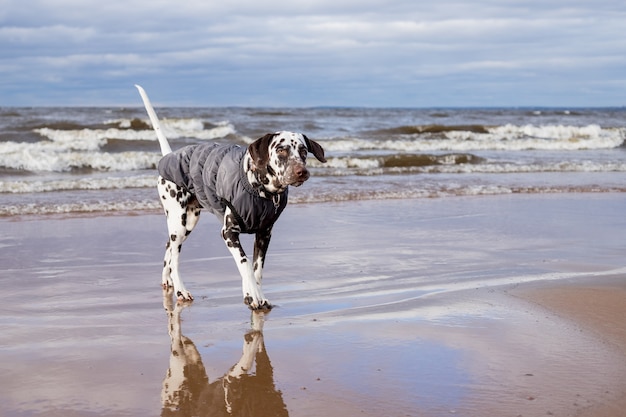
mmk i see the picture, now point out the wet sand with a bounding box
[1,194,625,417]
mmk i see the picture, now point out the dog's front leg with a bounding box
[221,207,270,309]
[253,227,272,291]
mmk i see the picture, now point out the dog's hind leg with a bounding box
[158,177,201,301]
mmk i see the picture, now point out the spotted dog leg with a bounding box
[157,176,201,301]
[221,206,271,310]
[253,227,273,304]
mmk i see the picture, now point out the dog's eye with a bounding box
[299,147,307,160]
[276,148,289,157]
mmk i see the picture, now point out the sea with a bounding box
[1,106,625,217]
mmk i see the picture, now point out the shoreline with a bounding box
[1,193,624,416]
[512,276,626,417]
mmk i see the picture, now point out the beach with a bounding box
[1,193,625,417]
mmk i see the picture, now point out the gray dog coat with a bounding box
[158,143,288,233]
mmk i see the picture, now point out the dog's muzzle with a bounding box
[286,164,310,186]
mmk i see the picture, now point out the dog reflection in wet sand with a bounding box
[161,290,288,417]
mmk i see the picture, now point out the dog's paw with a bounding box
[244,296,272,311]
[176,290,194,302]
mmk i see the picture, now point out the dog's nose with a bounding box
[294,165,309,180]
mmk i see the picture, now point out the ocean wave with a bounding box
[0,175,157,193]
[2,184,624,217]
[2,107,625,218]
[290,185,626,204]
[3,120,623,173]
[308,156,626,176]
[2,158,625,194]
[0,117,236,172]
[35,118,235,143]
[316,153,485,170]
[372,124,490,135]
[345,124,625,151]
[114,116,235,137]
[0,199,163,217]
[0,145,160,172]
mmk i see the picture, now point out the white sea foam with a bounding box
[287,183,626,205]
[2,183,623,217]
[3,122,622,173]
[319,156,381,169]
[0,200,162,217]
[35,127,154,147]
[449,124,625,150]
[117,117,235,140]
[0,145,160,172]
[0,175,157,193]
[416,161,626,174]
[308,157,626,175]
[321,125,625,152]
[36,119,235,143]
[2,154,624,189]
[0,118,235,172]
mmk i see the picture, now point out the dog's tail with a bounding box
[135,84,172,156]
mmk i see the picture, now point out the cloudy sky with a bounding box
[1,0,625,107]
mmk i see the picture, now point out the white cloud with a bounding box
[0,0,625,106]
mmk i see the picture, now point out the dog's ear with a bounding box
[248,133,276,171]
[303,135,327,163]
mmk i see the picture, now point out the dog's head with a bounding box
[247,131,327,194]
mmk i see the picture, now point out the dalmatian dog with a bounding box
[136,85,326,309]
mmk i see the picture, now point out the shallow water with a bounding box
[1,195,625,416]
